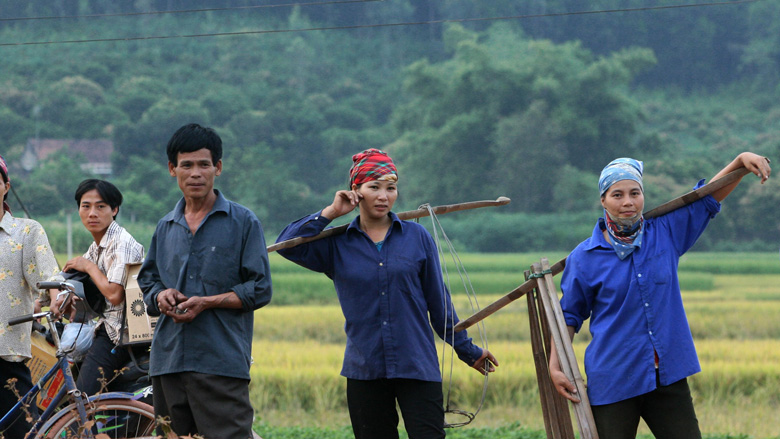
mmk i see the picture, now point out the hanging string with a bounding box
[0,0,761,47]
[419,203,489,428]
[10,185,31,219]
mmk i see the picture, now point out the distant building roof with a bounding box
[22,139,113,175]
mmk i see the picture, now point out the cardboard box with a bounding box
[121,263,157,345]
[29,331,64,410]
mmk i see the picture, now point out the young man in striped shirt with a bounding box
[57,179,144,396]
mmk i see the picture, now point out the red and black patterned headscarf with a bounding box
[0,154,10,213]
[348,149,398,188]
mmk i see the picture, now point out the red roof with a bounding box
[27,139,113,163]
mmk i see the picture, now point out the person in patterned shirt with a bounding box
[0,154,60,439]
[55,179,144,397]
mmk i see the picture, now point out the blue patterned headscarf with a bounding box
[599,158,643,197]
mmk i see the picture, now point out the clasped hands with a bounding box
[157,288,203,323]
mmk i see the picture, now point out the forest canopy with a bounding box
[1,0,778,252]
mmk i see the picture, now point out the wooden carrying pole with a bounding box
[533,258,598,439]
[525,270,576,439]
[454,167,750,332]
[268,196,511,253]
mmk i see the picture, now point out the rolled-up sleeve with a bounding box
[233,213,272,311]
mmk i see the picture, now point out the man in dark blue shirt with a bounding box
[138,123,272,439]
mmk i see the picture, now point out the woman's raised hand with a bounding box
[322,190,363,220]
[739,152,771,184]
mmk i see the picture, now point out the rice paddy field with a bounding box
[252,251,780,438]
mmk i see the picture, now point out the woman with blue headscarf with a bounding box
[548,152,770,439]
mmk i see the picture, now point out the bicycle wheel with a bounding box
[42,398,155,439]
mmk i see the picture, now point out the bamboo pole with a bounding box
[537,286,577,439]
[526,271,559,439]
[454,167,750,332]
[533,259,598,439]
[268,196,511,253]
[526,270,573,439]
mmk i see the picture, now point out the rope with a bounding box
[419,203,489,428]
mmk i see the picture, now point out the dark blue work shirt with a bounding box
[139,190,272,380]
[276,211,483,382]
[560,180,720,405]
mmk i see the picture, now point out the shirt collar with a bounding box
[165,189,230,224]
[97,221,121,248]
[346,211,404,235]
[582,218,613,252]
[0,212,14,232]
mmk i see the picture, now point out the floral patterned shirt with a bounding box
[0,213,60,361]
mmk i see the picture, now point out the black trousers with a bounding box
[346,378,445,439]
[152,372,253,439]
[591,372,701,439]
[75,326,132,396]
[0,358,38,439]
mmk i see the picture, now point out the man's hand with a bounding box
[62,256,97,274]
[157,288,188,315]
[167,296,207,323]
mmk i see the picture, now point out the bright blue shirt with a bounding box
[560,180,721,405]
[276,211,483,382]
[138,190,273,380]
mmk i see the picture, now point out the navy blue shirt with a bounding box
[560,180,720,405]
[276,211,483,382]
[138,190,272,380]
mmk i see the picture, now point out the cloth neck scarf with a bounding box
[604,210,644,260]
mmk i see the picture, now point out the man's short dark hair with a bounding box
[74,179,123,220]
[166,123,223,166]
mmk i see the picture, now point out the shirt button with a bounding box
[189,275,194,279]
[381,292,385,295]
[645,303,649,307]
[379,262,383,266]
[637,273,642,278]
[649,331,653,335]
[383,321,387,325]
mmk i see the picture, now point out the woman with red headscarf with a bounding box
[277,149,497,439]
[0,155,60,439]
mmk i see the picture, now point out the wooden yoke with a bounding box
[268,196,511,253]
[454,167,750,332]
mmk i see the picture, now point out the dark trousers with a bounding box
[346,378,445,439]
[152,372,253,439]
[591,373,701,439]
[0,358,38,439]
[75,326,131,396]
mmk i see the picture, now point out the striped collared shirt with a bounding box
[83,221,144,344]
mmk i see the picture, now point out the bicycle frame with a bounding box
[0,316,92,438]
[3,281,154,439]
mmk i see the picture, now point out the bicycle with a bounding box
[1,280,156,439]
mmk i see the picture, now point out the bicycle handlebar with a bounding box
[36,281,66,290]
[8,312,49,326]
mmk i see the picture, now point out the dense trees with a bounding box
[0,1,778,250]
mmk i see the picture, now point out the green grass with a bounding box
[252,252,780,438]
